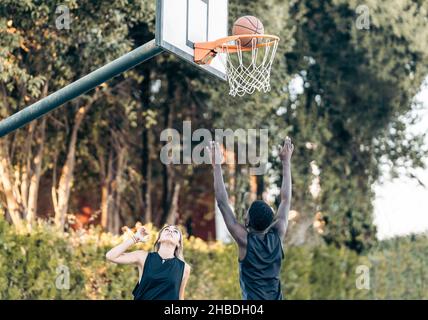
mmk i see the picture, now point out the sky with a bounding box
[373,78,428,239]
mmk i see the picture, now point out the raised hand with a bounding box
[123,225,150,243]
[279,136,294,163]
[206,141,224,167]
[134,226,150,243]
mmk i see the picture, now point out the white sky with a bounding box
[373,77,428,239]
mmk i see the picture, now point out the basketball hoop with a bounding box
[194,34,279,97]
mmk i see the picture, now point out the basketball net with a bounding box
[219,37,279,97]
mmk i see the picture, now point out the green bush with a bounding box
[0,216,427,299]
[368,236,428,299]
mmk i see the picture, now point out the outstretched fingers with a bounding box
[279,136,294,161]
[205,141,223,166]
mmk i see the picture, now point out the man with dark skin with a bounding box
[207,137,294,300]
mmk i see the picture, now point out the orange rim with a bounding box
[194,34,279,65]
[217,34,279,53]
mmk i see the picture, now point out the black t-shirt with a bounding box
[239,228,284,300]
[132,252,185,300]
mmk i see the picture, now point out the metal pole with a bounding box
[0,39,163,137]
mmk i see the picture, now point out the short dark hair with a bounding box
[248,200,274,231]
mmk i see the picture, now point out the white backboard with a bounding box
[156,0,228,81]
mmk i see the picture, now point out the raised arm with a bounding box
[207,141,247,246]
[275,137,294,239]
[106,227,149,265]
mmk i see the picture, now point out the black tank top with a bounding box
[132,252,185,300]
[239,228,284,300]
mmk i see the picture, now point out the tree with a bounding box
[0,0,155,230]
[283,0,428,252]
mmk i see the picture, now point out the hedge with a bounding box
[0,216,427,299]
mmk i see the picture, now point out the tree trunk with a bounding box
[139,67,152,223]
[160,81,177,227]
[54,105,91,229]
[0,80,48,230]
[100,180,109,229]
[100,150,113,230]
[23,81,49,224]
[161,161,170,226]
[0,148,24,230]
[26,117,46,223]
[99,130,128,235]
[20,122,36,211]
[142,129,153,223]
[166,183,180,225]
[145,131,153,223]
[112,145,127,233]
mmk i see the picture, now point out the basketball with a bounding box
[232,16,265,47]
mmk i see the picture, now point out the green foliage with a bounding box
[280,0,428,252]
[1,216,427,299]
[368,235,428,299]
[1,0,427,259]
